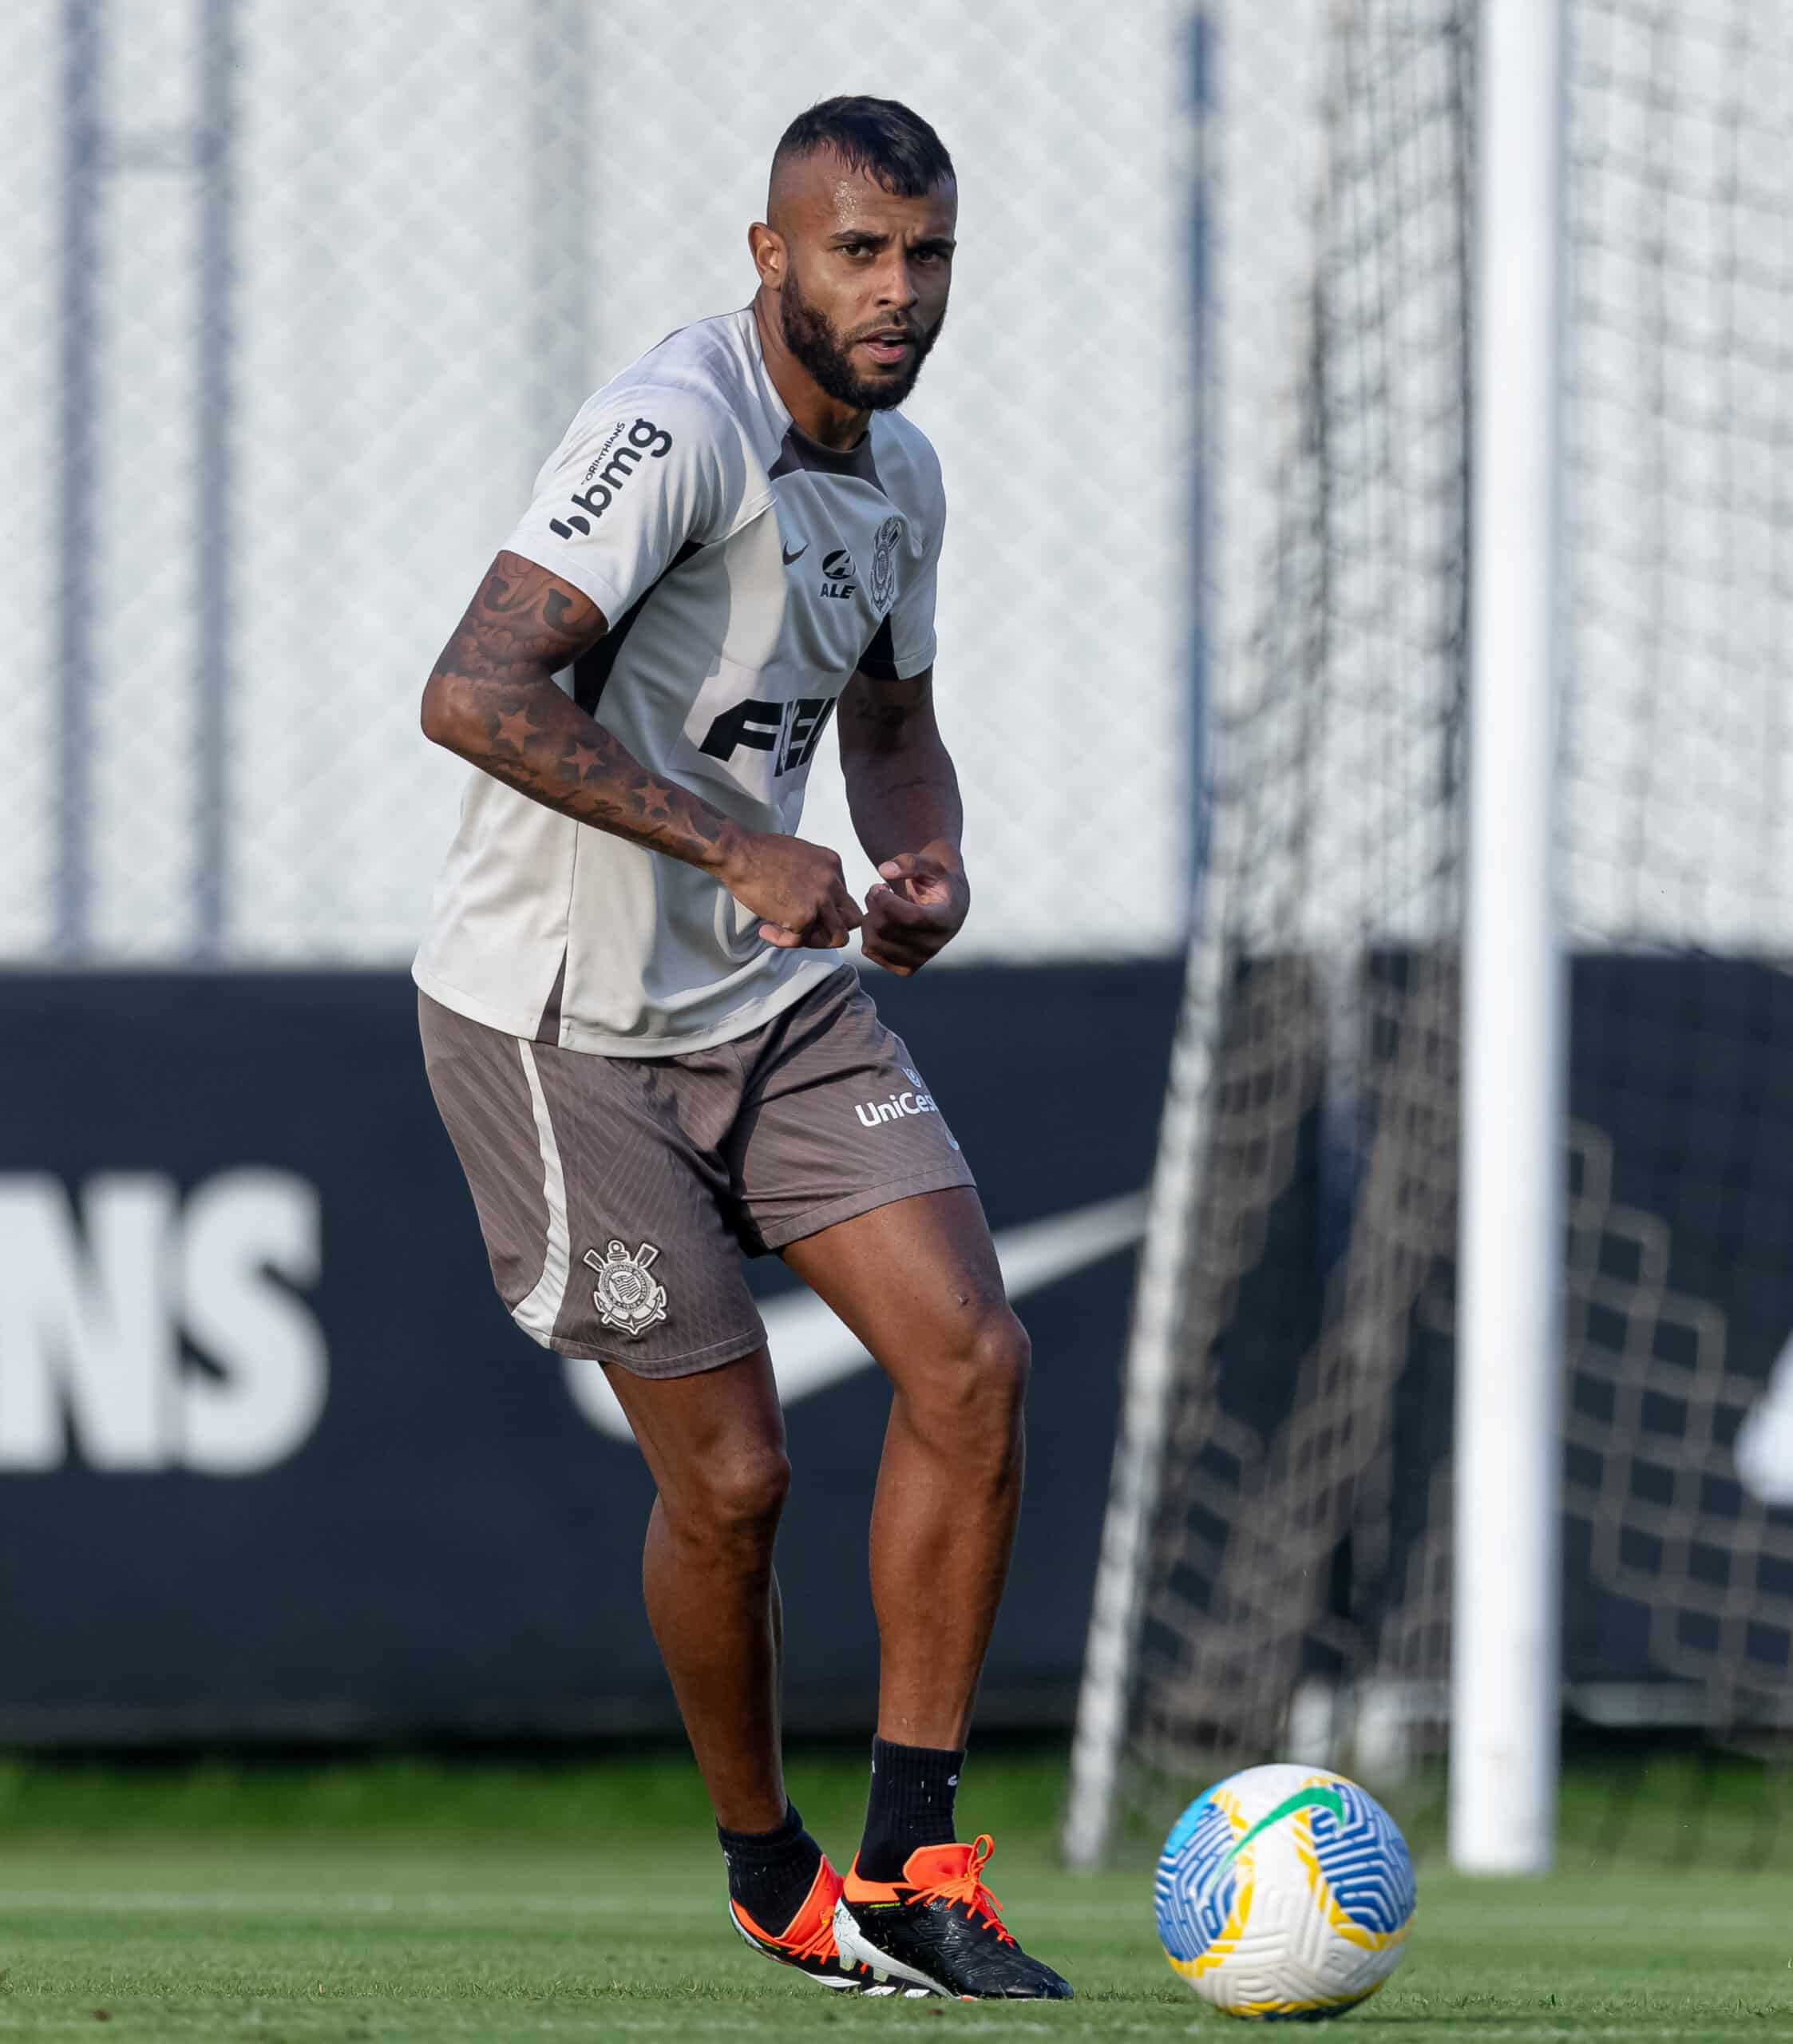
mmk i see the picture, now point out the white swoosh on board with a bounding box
[1735,1323,1793,1507]
[562,1189,1150,1441]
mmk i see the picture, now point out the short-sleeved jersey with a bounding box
[412,308,946,1056]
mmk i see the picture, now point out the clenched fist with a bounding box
[859,844,969,976]
[715,828,865,950]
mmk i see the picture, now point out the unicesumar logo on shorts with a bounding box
[584,1240,668,1338]
[855,1068,940,1131]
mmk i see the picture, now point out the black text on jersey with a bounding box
[548,418,673,540]
[700,696,837,775]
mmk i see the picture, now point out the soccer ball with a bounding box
[1154,1763,1415,2020]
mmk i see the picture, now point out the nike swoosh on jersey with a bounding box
[562,1190,1149,1440]
[782,541,809,565]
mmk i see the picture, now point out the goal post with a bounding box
[1452,0,1567,1877]
[1066,0,1793,1875]
[1063,864,1233,1870]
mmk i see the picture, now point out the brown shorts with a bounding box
[419,968,976,1378]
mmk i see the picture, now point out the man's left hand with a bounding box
[859,846,969,976]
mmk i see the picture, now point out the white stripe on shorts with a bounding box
[510,1040,572,1348]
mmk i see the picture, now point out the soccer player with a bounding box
[413,97,1070,2001]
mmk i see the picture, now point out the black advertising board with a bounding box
[11,955,1777,1745]
[0,963,1179,1742]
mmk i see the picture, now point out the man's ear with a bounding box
[747,220,785,290]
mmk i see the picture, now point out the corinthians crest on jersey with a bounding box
[869,514,903,613]
[584,1240,668,1337]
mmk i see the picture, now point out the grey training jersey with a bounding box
[413,307,946,1056]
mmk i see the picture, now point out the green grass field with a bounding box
[2,1749,1791,2040]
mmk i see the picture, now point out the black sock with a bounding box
[718,1800,823,1935]
[856,1737,964,1882]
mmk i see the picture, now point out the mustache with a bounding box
[848,317,928,346]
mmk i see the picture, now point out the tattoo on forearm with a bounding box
[852,694,915,735]
[847,674,930,745]
[460,678,728,853]
[428,552,729,861]
[439,550,599,683]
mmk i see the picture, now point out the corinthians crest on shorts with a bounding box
[869,514,903,613]
[584,1240,668,1338]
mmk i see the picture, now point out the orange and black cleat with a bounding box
[729,1855,915,1995]
[833,1834,1074,2000]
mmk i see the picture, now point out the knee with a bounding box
[669,1444,791,1555]
[969,1309,1031,1412]
[908,1306,1031,1451]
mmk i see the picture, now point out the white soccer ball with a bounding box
[1154,1763,1415,2020]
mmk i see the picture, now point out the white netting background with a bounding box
[1565,2,1793,950]
[3,0,1196,965]
[1,6,67,959]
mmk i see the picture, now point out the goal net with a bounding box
[1067,0,1793,1864]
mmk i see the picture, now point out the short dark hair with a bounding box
[771,95,954,200]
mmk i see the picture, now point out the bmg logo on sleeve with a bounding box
[548,417,673,539]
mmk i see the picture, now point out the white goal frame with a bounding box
[1063,0,1568,1876]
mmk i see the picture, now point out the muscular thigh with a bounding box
[779,1186,1011,1381]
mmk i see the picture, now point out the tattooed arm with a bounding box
[421,551,861,948]
[837,666,968,976]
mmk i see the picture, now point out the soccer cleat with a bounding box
[833,1833,1074,2001]
[729,1854,911,1994]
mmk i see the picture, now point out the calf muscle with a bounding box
[782,1189,1027,1750]
[604,1347,792,1834]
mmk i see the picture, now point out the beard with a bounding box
[779,263,944,413]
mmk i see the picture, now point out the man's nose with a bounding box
[874,255,920,309]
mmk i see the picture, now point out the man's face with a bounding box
[763,156,957,413]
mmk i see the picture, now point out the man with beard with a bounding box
[412,97,1071,2002]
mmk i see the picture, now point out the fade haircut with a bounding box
[770,95,954,203]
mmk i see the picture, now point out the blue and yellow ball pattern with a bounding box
[1154,1763,1415,2020]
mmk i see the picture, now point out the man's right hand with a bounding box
[714,829,864,949]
